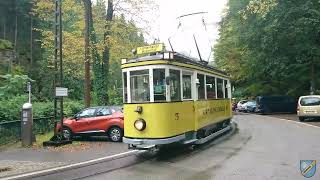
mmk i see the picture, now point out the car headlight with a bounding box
[134,118,146,131]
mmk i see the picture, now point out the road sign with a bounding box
[137,44,164,55]
[55,87,68,97]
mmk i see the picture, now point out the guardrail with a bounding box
[0,117,55,145]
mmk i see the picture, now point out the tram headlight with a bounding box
[134,119,146,131]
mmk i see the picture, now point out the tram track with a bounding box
[4,123,237,180]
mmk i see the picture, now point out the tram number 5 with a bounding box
[175,113,180,120]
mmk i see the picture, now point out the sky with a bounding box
[150,0,228,61]
[98,0,229,62]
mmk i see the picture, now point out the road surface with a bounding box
[21,114,320,180]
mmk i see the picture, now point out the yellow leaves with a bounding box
[62,32,85,78]
[33,0,86,79]
[33,0,55,21]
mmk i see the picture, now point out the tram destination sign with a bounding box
[55,87,68,97]
[137,43,164,55]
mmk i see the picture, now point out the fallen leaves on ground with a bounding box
[44,142,105,152]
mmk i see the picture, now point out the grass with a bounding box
[32,131,55,148]
[0,131,87,151]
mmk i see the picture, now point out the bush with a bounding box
[64,100,84,117]
[0,97,84,122]
[32,101,54,118]
[0,95,28,122]
[0,74,31,100]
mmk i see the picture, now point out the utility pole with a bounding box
[54,0,64,137]
[58,0,64,136]
[53,0,59,126]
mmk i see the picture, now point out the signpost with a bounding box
[27,81,31,103]
[55,87,68,97]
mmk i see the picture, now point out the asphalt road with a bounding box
[29,114,320,180]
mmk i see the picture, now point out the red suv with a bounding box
[56,106,124,142]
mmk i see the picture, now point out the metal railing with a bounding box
[0,116,55,145]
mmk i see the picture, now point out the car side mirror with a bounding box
[73,114,79,120]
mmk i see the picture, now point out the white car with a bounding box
[297,95,320,121]
[237,100,248,112]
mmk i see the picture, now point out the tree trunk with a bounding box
[30,15,33,66]
[83,0,91,107]
[3,19,5,39]
[100,0,113,104]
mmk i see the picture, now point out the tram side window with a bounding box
[130,70,150,103]
[224,80,229,98]
[197,74,205,99]
[182,74,192,99]
[206,76,216,99]
[153,69,166,101]
[169,69,181,101]
[217,78,224,98]
[123,72,127,103]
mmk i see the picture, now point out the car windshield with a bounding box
[110,106,123,113]
[246,101,256,106]
[300,97,320,106]
[239,100,248,104]
[78,108,96,118]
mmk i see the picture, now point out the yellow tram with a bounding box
[121,44,233,149]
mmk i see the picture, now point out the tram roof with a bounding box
[122,52,228,76]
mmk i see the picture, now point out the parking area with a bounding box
[234,110,320,127]
[264,113,320,127]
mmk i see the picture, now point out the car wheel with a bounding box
[108,127,123,142]
[62,127,73,140]
[299,117,305,122]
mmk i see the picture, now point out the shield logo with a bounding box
[300,160,316,178]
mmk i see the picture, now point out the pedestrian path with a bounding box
[0,141,127,178]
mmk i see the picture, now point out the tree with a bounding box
[214,0,320,98]
[89,0,152,105]
[83,0,92,107]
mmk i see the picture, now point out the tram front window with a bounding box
[153,69,166,101]
[130,70,150,103]
[183,74,192,99]
[217,78,224,98]
[206,76,216,99]
[170,69,181,101]
[197,74,205,99]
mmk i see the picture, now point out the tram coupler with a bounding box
[128,144,158,151]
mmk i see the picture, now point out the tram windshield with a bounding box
[130,70,150,103]
[153,69,166,101]
[169,69,181,101]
